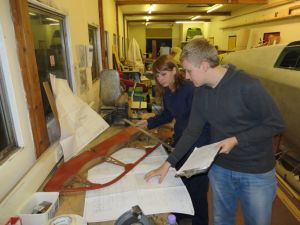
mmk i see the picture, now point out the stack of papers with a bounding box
[176,142,221,178]
[84,145,194,223]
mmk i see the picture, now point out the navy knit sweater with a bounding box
[167,64,284,173]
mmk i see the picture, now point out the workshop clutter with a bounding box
[18,192,59,225]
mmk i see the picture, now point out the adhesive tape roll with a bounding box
[48,214,87,225]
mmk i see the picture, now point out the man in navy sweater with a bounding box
[145,38,284,225]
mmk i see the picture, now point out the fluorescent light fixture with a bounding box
[49,23,59,26]
[207,4,223,13]
[191,15,201,21]
[176,21,204,24]
[29,12,36,16]
[45,17,59,22]
[145,16,150,22]
[148,4,154,14]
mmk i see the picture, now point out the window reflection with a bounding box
[29,8,70,118]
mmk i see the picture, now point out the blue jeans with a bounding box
[208,165,277,225]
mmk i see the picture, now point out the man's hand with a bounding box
[218,137,238,154]
[144,161,171,183]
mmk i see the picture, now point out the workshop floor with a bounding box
[53,126,299,225]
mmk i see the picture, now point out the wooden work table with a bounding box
[49,124,172,225]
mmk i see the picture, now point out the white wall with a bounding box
[207,1,300,50]
[0,0,36,204]
[103,0,118,69]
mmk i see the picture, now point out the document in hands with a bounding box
[176,142,221,178]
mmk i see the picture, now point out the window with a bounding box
[0,61,16,161]
[29,5,70,119]
[274,41,300,71]
[28,5,71,144]
[88,25,100,81]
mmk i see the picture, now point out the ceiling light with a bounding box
[145,16,150,22]
[191,15,201,21]
[148,4,154,14]
[45,17,59,22]
[176,21,204,24]
[207,4,223,13]
[49,23,60,26]
[29,12,36,16]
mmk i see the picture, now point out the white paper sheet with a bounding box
[84,145,194,223]
[176,142,221,178]
[50,74,109,161]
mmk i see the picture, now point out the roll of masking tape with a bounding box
[48,214,87,225]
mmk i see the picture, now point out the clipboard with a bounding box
[176,142,221,178]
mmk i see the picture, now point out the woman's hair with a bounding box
[180,38,219,68]
[152,54,185,96]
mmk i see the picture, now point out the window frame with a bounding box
[88,25,101,82]
[274,41,300,71]
[28,3,72,86]
[0,57,16,161]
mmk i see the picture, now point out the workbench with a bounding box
[50,125,174,225]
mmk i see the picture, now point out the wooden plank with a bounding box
[128,19,211,22]
[124,11,231,16]
[98,0,108,69]
[43,82,60,132]
[10,0,49,157]
[116,0,267,5]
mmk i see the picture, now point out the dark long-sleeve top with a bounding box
[147,80,210,154]
[167,64,284,173]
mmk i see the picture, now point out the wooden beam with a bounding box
[98,0,108,69]
[115,3,120,57]
[43,82,60,132]
[10,0,50,157]
[124,11,231,16]
[128,19,211,22]
[116,0,267,5]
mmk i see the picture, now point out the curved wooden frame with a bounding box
[44,126,160,192]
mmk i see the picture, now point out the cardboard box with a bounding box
[19,192,59,225]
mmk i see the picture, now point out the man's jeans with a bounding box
[208,164,276,225]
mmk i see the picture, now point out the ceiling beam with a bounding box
[124,11,231,16]
[127,19,211,22]
[116,0,267,5]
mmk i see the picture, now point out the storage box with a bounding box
[18,192,59,225]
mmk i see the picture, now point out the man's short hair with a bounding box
[180,38,219,68]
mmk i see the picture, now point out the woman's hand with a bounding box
[218,137,238,154]
[135,119,148,128]
[144,161,171,183]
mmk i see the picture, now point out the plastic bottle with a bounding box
[166,214,178,225]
